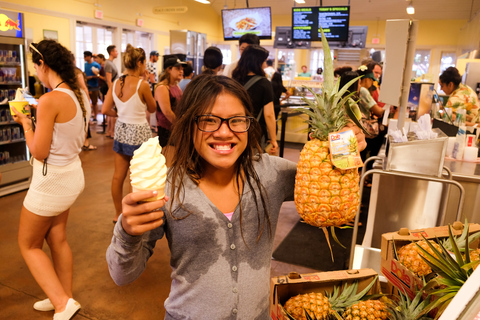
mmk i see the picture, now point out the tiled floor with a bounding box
[0,120,319,319]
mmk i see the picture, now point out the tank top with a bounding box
[156,84,182,130]
[113,77,148,124]
[48,88,90,166]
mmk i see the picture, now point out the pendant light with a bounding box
[406,1,415,14]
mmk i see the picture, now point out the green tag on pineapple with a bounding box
[328,130,364,169]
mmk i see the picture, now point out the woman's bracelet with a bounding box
[24,127,33,134]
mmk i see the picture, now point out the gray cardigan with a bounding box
[106,154,297,319]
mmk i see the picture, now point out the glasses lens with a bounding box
[228,116,250,132]
[197,115,220,132]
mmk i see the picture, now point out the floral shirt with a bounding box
[446,83,480,123]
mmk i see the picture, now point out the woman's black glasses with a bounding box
[195,115,253,133]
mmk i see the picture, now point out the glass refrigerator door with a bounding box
[0,41,32,196]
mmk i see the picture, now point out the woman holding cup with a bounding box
[11,40,89,320]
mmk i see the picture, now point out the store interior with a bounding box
[1,0,480,319]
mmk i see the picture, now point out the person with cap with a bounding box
[84,51,102,123]
[146,50,160,90]
[154,57,185,148]
[356,65,384,118]
[201,46,223,75]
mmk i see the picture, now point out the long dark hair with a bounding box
[168,74,272,242]
[30,40,87,131]
[339,71,360,98]
[232,45,269,84]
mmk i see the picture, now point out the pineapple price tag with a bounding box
[328,130,364,170]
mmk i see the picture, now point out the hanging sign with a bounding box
[0,11,24,38]
[153,6,188,14]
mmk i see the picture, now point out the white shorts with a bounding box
[24,157,85,217]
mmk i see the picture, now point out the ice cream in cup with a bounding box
[130,136,167,202]
[9,88,30,116]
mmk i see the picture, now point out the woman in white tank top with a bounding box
[101,44,156,223]
[12,40,89,320]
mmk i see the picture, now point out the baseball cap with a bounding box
[163,57,187,70]
[363,72,379,82]
[150,50,159,57]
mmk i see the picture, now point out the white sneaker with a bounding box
[33,298,54,311]
[53,298,81,320]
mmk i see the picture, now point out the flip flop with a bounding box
[82,144,97,151]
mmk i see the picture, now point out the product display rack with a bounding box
[0,11,32,197]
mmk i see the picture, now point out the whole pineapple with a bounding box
[294,26,363,230]
[343,300,389,320]
[397,240,442,277]
[440,221,480,270]
[283,277,383,320]
[283,292,331,320]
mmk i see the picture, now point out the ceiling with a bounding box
[206,0,480,21]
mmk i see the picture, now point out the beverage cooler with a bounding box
[170,30,207,76]
[0,10,32,197]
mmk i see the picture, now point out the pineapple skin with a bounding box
[397,240,442,277]
[294,139,360,228]
[284,292,331,320]
[342,300,389,320]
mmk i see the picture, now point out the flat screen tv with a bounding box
[222,7,272,41]
[292,6,350,42]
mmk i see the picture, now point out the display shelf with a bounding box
[0,138,25,145]
[0,62,20,67]
[0,81,21,85]
[0,120,16,125]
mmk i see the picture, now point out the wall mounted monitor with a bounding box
[292,6,350,42]
[222,7,272,41]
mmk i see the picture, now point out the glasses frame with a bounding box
[29,43,44,60]
[194,114,254,133]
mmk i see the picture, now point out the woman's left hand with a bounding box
[10,104,32,127]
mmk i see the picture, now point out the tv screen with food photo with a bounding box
[222,7,272,41]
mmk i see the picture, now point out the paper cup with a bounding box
[9,101,30,116]
[463,147,478,162]
[132,186,165,202]
[446,137,456,158]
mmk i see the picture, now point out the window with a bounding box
[310,49,325,74]
[412,50,431,79]
[214,44,232,65]
[440,52,456,73]
[277,49,295,79]
[121,30,151,53]
[76,23,114,70]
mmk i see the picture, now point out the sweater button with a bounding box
[230,244,236,250]
[232,308,238,314]
[232,266,237,272]
[227,223,233,228]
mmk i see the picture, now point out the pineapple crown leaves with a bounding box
[387,288,433,320]
[326,276,379,312]
[296,26,368,141]
[441,219,480,253]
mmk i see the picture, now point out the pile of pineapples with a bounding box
[281,223,480,320]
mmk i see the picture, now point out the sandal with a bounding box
[82,144,97,151]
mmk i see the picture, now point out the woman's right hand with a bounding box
[121,190,167,236]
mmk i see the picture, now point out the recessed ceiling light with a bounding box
[295,0,306,3]
[195,0,211,4]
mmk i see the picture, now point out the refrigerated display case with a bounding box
[0,10,32,197]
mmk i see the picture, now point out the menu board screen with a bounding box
[292,6,350,42]
[222,7,272,41]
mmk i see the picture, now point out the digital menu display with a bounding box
[222,7,272,41]
[292,6,350,42]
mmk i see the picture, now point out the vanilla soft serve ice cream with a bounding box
[14,88,25,101]
[130,136,167,201]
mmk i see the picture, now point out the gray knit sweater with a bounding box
[106,154,297,319]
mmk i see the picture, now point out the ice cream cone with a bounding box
[132,186,165,202]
